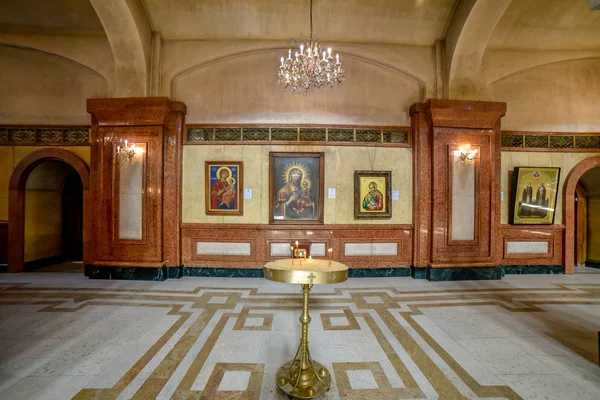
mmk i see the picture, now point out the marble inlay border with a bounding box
[0,126,90,145]
[5,280,600,398]
[185,125,411,146]
[501,130,600,152]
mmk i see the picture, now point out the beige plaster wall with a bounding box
[0,45,108,124]
[182,145,412,225]
[485,56,600,132]
[0,146,90,221]
[24,190,62,262]
[164,40,434,125]
[501,151,599,225]
[588,196,600,262]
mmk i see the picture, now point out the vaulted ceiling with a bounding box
[142,0,456,45]
[488,0,600,50]
[1,0,598,50]
[0,0,104,35]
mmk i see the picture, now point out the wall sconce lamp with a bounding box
[458,144,478,163]
[116,140,136,160]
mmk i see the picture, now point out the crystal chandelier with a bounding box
[278,0,345,94]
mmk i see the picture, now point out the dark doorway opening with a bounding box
[62,171,83,262]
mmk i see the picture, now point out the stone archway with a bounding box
[8,149,90,273]
[563,155,600,274]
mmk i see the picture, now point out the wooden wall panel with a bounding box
[87,98,186,268]
[411,100,506,269]
[181,224,413,269]
[500,225,564,265]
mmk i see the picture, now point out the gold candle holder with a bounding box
[291,246,295,266]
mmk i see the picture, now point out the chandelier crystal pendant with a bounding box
[278,0,345,94]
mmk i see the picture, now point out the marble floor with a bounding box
[1,268,600,399]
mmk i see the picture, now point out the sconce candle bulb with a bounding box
[458,144,478,163]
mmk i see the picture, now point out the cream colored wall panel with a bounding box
[310,243,326,257]
[506,241,548,254]
[270,243,292,257]
[344,242,397,256]
[182,145,412,224]
[197,242,251,256]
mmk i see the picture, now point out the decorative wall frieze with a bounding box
[0,126,90,145]
[501,131,600,151]
[186,125,411,146]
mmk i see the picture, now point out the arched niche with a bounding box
[8,149,90,273]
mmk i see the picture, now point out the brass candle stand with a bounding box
[263,258,348,399]
[277,283,330,398]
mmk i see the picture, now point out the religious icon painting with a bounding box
[354,171,392,219]
[509,167,560,224]
[205,161,243,215]
[269,152,324,224]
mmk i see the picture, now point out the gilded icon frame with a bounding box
[205,161,243,215]
[269,152,324,224]
[354,170,392,219]
[509,166,560,225]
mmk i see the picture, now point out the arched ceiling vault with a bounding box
[1,0,599,100]
[89,0,152,97]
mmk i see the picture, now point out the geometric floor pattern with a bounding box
[1,268,600,399]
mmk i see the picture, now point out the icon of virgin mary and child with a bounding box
[275,167,315,218]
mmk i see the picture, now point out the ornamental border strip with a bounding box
[501,131,600,151]
[0,126,90,146]
[185,126,411,146]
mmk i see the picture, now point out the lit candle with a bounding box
[307,46,311,57]
[280,57,284,67]
[295,52,299,61]
[327,47,332,57]
[322,51,326,61]
[300,44,304,54]
[336,54,339,63]
[309,256,312,262]
[288,49,292,59]
[328,248,332,266]
[291,246,294,265]
[124,139,128,147]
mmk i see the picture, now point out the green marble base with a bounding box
[81,264,568,281]
[426,267,502,281]
[501,265,564,275]
[348,268,410,278]
[84,265,182,281]
[585,260,600,269]
[410,267,427,279]
[183,267,264,278]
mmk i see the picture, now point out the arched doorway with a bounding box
[563,155,600,274]
[8,149,90,273]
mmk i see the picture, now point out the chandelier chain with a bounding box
[309,0,313,41]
